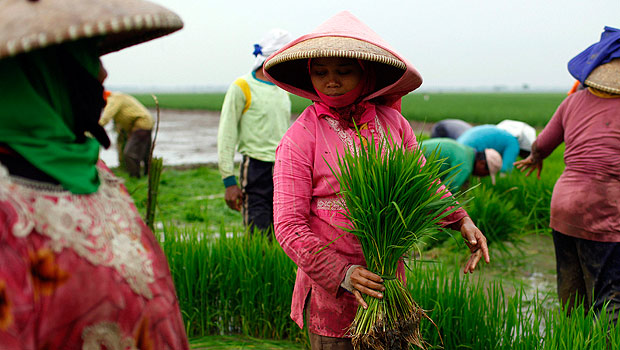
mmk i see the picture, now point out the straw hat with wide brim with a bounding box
[0,0,183,60]
[264,36,408,96]
[584,58,620,94]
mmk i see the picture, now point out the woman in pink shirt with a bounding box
[264,11,490,349]
[516,27,620,322]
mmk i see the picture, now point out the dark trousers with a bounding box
[553,230,620,322]
[123,129,152,178]
[239,156,274,233]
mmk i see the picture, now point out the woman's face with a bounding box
[310,57,363,96]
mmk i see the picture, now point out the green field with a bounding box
[132,91,566,127]
[113,92,619,349]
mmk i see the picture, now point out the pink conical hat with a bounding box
[264,11,422,108]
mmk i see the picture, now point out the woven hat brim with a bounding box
[584,58,620,94]
[0,0,183,60]
[264,36,406,71]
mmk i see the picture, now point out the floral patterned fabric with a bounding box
[0,162,188,349]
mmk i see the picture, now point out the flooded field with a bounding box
[99,109,435,168]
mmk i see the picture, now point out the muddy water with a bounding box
[99,109,435,168]
[100,109,230,167]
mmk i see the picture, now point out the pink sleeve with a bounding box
[273,113,351,296]
[535,99,566,159]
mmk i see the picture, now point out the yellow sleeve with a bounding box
[99,94,122,126]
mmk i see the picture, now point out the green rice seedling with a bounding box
[330,132,463,350]
[145,95,163,230]
[406,261,537,349]
[541,301,620,349]
[146,157,163,230]
[460,184,526,253]
[159,223,305,342]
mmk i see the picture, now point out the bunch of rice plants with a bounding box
[330,133,463,350]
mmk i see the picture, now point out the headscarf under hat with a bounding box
[0,0,183,194]
[310,58,377,129]
[0,41,104,194]
[251,28,293,72]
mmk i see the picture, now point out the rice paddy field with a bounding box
[116,92,620,349]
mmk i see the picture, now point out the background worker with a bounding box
[515,26,620,322]
[457,124,520,173]
[99,91,154,177]
[0,0,188,347]
[430,118,473,139]
[496,119,537,158]
[217,28,293,232]
[420,138,502,190]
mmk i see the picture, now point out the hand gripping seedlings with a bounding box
[329,131,461,350]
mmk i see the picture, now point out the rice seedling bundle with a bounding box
[330,133,462,350]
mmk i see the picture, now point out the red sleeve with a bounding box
[536,97,567,159]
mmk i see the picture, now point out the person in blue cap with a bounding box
[515,26,620,322]
[217,28,293,234]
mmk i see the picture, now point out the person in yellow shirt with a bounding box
[100,91,154,177]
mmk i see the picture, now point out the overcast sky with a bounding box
[101,0,619,93]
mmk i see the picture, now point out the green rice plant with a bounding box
[159,224,305,343]
[330,133,463,350]
[408,261,547,349]
[460,184,526,252]
[408,260,620,350]
[541,301,620,349]
[145,157,163,230]
[145,94,163,230]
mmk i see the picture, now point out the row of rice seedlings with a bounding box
[158,226,618,348]
[408,261,619,349]
[158,224,305,341]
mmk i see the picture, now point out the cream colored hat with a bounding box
[0,0,183,60]
[584,58,620,94]
[484,148,502,185]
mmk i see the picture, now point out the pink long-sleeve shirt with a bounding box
[535,88,620,242]
[273,104,466,337]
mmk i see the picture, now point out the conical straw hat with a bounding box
[584,58,620,94]
[264,36,406,72]
[0,0,183,60]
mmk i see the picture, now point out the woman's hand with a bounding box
[458,216,490,274]
[514,155,543,179]
[349,266,385,309]
[514,141,543,179]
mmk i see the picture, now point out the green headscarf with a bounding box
[0,41,103,194]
